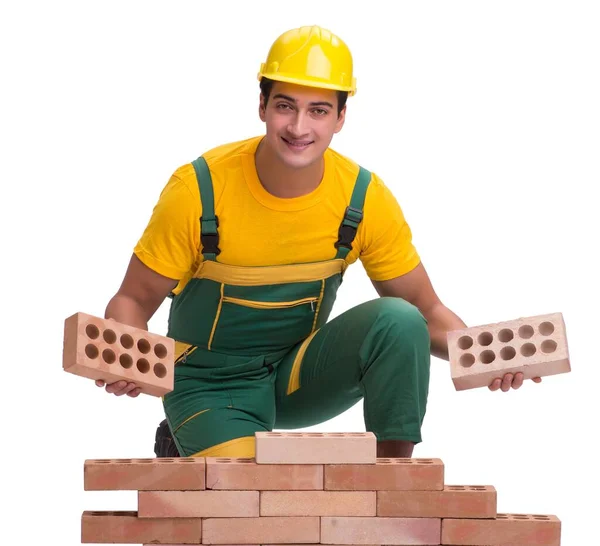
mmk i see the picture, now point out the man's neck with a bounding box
[254,138,324,198]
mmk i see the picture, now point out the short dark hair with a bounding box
[259,77,348,116]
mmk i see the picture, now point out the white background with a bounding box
[1,1,598,544]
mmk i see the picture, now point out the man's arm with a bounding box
[371,262,541,392]
[105,253,179,328]
[98,253,179,397]
[371,262,465,361]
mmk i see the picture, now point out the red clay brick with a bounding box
[63,311,175,396]
[255,432,376,464]
[441,513,561,545]
[325,458,444,490]
[321,516,441,545]
[202,516,320,544]
[81,510,201,543]
[84,457,205,491]
[260,490,376,516]
[448,312,570,390]
[138,490,259,518]
[378,485,496,518]
[206,457,323,490]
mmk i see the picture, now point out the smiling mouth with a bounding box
[282,137,313,148]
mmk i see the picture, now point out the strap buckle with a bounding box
[334,206,363,250]
[200,215,221,256]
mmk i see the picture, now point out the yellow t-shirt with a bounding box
[134,135,421,296]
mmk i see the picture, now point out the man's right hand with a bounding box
[96,379,142,397]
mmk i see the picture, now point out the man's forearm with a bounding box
[104,294,151,331]
[422,303,467,360]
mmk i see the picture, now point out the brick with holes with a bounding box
[63,311,174,396]
[441,513,561,545]
[377,485,496,518]
[255,431,377,464]
[325,458,444,490]
[206,457,323,490]
[84,457,205,491]
[447,312,570,390]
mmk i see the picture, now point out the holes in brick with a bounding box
[518,325,534,339]
[137,358,150,374]
[238,458,254,463]
[266,432,282,436]
[216,458,232,462]
[154,343,168,359]
[85,324,100,339]
[500,346,516,360]
[458,335,473,350]
[103,329,117,344]
[95,460,111,463]
[154,363,167,378]
[534,515,551,520]
[498,328,514,342]
[307,433,324,436]
[102,349,116,364]
[347,433,366,436]
[120,334,134,349]
[477,332,493,346]
[157,459,175,463]
[120,354,133,369]
[329,433,345,437]
[513,515,530,520]
[85,344,99,359]
[469,486,487,490]
[131,459,152,463]
[288,432,303,437]
[137,338,151,354]
[417,459,434,464]
[497,514,509,519]
[377,458,392,464]
[181,458,198,462]
[115,459,131,462]
[448,486,466,491]
[521,343,536,357]
[541,340,557,354]
[480,350,496,364]
[539,321,554,335]
[459,353,475,367]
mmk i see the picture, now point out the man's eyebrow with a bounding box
[273,93,334,108]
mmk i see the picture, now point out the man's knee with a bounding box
[368,297,430,345]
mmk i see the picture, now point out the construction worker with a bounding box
[97,25,542,459]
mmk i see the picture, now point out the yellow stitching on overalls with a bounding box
[173,408,211,434]
[208,283,224,351]
[287,329,319,395]
[222,296,318,309]
[311,279,325,333]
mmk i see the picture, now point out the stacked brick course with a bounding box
[81,432,561,545]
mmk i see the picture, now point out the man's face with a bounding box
[259,81,346,170]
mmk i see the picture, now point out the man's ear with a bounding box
[259,94,267,122]
[334,105,347,133]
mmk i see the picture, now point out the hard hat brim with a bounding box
[257,71,356,96]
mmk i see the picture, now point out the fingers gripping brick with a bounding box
[447,312,570,390]
[63,311,175,396]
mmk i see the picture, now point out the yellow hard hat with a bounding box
[258,25,357,96]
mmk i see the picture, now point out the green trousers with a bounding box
[163,297,431,458]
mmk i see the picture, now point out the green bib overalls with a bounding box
[162,157,432,458]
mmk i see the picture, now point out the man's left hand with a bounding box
[489,372,542,392]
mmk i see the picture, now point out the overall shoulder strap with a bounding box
[334,165,372,259]
[191,156,220,261]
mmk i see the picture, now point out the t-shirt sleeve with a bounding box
[133,170,201,280]
[358,173,421,281]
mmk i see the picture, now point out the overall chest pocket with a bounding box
[209,282,323,353]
